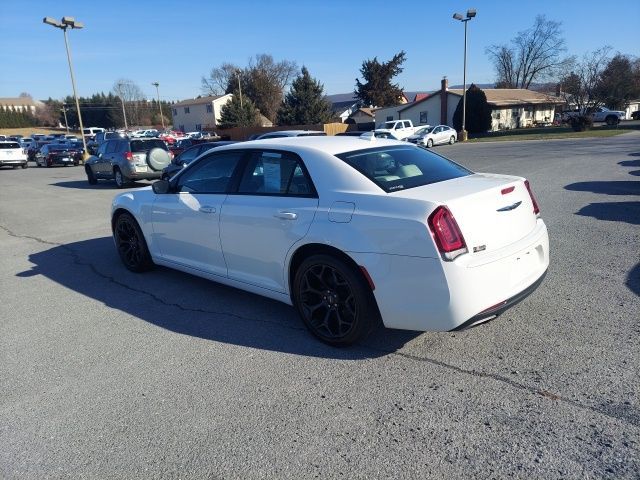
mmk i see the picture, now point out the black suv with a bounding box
[162,141,237,179]
[85,138,171,188]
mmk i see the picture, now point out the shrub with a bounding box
[568,115,593,132]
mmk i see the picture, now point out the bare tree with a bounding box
[201,54,297,122]
[201,62,240,96]
[486,15,574,89]
[112,79,146,126]
[560,47,612,111]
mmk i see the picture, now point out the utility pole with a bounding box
[61,105,69,133]
[117,82,128,131]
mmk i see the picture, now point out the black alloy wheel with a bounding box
[114,213,154,272]
[293,255,377,346]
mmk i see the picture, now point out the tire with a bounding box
[605,115,618,126]
[426,138,433,148]
[113,212,154,273]
[449,136,456,145]
[292,254,377,346]
[86,166,97,185]
[146,147,171,171]
[114,167,127,188]
[21,162,28,169]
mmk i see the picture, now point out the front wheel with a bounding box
[293,254,377,346]
[426,138,434,148]
[449,136,456,145]
[113,212,154,272]
[21,162,28,169]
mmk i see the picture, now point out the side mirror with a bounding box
[152,179,171,194]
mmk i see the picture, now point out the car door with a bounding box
[219,149,319,292]
[150,149,246,276]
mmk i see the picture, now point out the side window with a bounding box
[97,143,108,155]
[106,141,118,154]
[179,146,200,163]
[176,150,244,194]
[238,151,314,196]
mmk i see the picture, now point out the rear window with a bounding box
[297,132,327,137]
[129,139,167,152]
[0,143,20,149]
[336,145,471,193]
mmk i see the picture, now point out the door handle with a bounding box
[274,211,298,220]
[199,206,216,214]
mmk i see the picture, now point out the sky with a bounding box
[1,0,639,103]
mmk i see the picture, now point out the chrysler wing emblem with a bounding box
[496,201,522,212]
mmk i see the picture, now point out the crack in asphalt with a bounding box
[3,224,638,429]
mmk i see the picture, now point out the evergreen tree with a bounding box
[354,51,406,107]
[452,84,492,134]
[277,67,332,125]
[219,94,260,128]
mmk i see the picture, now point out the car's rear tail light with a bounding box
[428,206,468,260]
[524,180,540,215]
[124,151,133,162]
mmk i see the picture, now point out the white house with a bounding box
[375,78,564,131]
[171,94,233,132]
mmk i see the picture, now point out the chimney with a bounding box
[555,83,561,97]
[441,76,448,125]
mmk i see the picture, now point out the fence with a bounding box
[206,122,351,141]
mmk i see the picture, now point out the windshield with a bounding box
[381,121,397,129]
[0,143,20,149]
[416,126,434,135]
[336,145,471,193]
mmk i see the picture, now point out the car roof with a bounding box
[218,135,405,156]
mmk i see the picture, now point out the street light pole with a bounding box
[452,9,477,142]
[151,82,165,130]
[117,82,128,131]
[43,16,89,160]
[236,70,243,108]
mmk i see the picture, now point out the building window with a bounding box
[195,124,202,131]
[386,115,394,122]
[184,107,190,114]
[493,111,501,120]
[511,108,519,116]
[172,108,177,116]
[524,107,533,119]
[206,104,213,113]
[419,111,428,124]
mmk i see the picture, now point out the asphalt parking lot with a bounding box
[1,134,638,479]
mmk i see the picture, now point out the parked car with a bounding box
[82,127,105,140]
[414,125,457,148]
[162,141,237,179]
[374,120,422,140]
[335,131,370,137]
[406,125,433,144]
[88,130,127,155]
[85,137,172,188]
[0,141,28,169]
[34,143,82,167]
[562,107,625,125]
[168,137,210,157]
[19,137,35,150]
[27,140,50,161]
[631,111,640,120]
[110,136,549,346]
[255,130,327,139]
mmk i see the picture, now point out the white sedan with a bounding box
[111,136,549,346]
[417,125,458,148]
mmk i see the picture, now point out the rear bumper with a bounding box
[348,219,549,331]
[0,159,27,166]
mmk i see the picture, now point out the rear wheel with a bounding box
[113,212,154,272]
[605,115,618,126]
[114,167,126,188]
[21,162,28,169]
[449,136,456,145]
[86,166,97,185]
[293,254,377,346]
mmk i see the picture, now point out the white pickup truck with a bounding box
[562,107,625,125]
[374,120,422,140]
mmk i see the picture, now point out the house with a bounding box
[171,94,232,132]
[375,78,564,131]
[326,93,360,123]
[0,97,39,114]
[347,107,374,125]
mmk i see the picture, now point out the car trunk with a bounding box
[0,143,24,160]
[391,173,538,254]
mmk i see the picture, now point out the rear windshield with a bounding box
[336,145,471,193]
[297,132,327,137]
[0,143,20,149]
[129,139,167,152]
